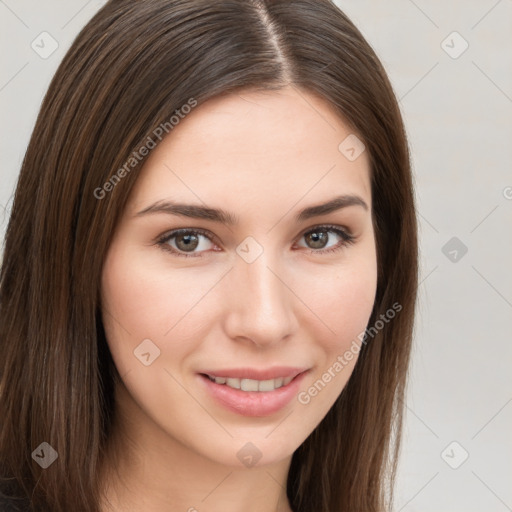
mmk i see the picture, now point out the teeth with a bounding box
[258,379,276,392]
[207,374,295,392]
[226,378,241,389]
[241,378,259,392]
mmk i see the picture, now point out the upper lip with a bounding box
[199,366,308,381]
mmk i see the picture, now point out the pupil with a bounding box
[177,234,198,251]
[308,231,327,248]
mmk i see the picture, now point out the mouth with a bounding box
[197,367,309,417]
[201,374,295,392]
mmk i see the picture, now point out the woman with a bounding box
[0,1,418,511]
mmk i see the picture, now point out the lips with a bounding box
[199,366,306,392]
[200,366,306,380]
[197,366,309,416]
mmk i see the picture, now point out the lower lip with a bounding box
[198,372,308,417]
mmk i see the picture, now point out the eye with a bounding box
[156,228,218,258]
[156,224,355,259]
[295,224,355,255]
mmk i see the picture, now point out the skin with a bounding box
[99,85,378,512]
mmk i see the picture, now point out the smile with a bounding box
[205,374,294,392]
[198,367,310,417]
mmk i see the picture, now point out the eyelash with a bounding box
[156,224,356,259]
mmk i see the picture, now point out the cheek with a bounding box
[102,242,199,332]
[102,247,176,329]
[292,255,377,422]
[101,244,173,369]
[296,251,378,354]
[100,243,220,374]
[330,269,376,341]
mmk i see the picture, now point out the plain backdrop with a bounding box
[1,1,511,510]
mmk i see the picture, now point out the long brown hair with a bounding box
[0,1,418,510]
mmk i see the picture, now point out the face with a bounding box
[101,85,377,469]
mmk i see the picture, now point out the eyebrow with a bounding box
[135,194,368,225]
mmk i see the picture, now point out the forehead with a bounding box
[129,86,371,215]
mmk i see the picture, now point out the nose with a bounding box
[222,248,298,348]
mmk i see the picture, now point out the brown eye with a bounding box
[304,230,329,249]
[158,229,216,257]
[297,225,355,254]
[174,233,200,252]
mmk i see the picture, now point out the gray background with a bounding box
[1,1,511,510]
